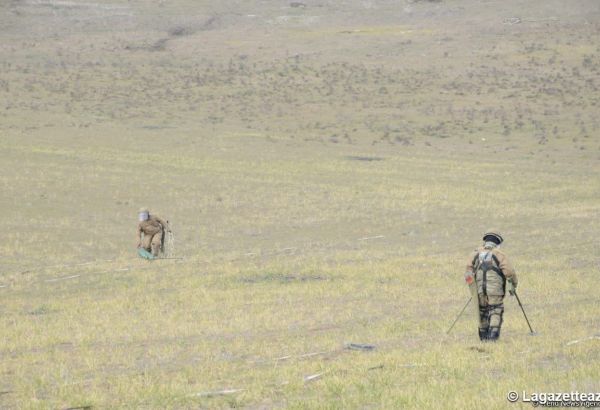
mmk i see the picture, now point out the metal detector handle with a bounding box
[514,290,535,334]
[446,297,472,334]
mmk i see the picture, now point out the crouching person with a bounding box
[136,207,170,257]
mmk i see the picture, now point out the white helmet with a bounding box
[138,207,149,222]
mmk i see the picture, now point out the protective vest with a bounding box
[473,248,506,296]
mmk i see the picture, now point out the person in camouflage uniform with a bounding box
[136,208,171,257]
[465,229,518,341]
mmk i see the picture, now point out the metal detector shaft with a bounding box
[513,291,535,334]
[446,296,472,334]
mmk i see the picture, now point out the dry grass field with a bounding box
[1,0,599,408]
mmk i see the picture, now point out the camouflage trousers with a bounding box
[141,232,163,256]
[478,295,504,341]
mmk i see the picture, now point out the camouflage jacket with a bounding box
[137,214,168,241]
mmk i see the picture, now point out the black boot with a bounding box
[488,327,501,341]
[479,328,488,341]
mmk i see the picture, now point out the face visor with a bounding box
[483,234,502,245]
[138,211,149,222]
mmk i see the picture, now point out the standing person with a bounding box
[464,230,518,341]
[136,208,171,257]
